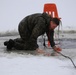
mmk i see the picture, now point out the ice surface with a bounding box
[0,33,76,75]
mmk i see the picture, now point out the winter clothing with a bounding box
[4,13,56,50]
[4,39,15,50]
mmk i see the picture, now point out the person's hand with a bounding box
[53,46,62,52]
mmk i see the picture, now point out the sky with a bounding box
[0,0,76,32]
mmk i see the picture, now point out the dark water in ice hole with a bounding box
[38,38,76,49]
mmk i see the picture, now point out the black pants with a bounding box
[13,22,38,50]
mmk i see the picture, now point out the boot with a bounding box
[6,39,15,50]
[4,41,9,46]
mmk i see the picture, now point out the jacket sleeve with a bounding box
[47,30,55,47]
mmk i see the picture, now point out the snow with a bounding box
[0,33,76,75]
[0,55,76,75]
[0,56,76,75]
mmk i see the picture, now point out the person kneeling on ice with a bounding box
[4,13,61,54]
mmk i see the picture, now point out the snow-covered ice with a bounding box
[0,33,76,75]
[0,56,76,75]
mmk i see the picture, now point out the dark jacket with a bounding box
[17,13,55,50]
